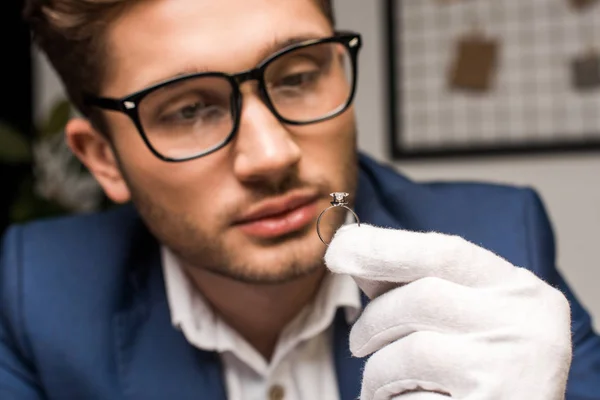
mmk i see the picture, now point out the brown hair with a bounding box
[23,0,335,118]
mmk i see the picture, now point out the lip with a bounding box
[234,190,320,239]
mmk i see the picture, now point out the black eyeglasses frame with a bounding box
[83,31,362,162]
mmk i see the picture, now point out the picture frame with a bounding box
[385,0,600,159]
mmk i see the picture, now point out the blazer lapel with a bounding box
[333,308,365,400]
[112,221,227,400]
[355,165,407,232]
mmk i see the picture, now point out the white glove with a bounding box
[324,224,572,400]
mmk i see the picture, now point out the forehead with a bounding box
[104,0,333,96]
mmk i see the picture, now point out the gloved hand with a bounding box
[324,224,572,400]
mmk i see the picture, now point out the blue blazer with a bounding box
[1,154,599,400]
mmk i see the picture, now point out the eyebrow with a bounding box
[259,35,322,61]
[143,34,326,89]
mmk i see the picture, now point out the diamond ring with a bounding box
[316,192,361,245]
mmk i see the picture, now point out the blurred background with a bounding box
[2,0,599,330]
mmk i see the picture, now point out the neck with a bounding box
[184,266,327,360]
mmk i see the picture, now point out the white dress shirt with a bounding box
[162,246,362,400]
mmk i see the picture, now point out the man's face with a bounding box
[97,0,358,283]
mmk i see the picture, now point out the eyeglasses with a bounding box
[83,31,362,162]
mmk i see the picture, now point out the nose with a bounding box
[232,89,302,186]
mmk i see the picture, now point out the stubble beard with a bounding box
[119,147,358,285]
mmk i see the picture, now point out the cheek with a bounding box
[294,109,357,172]
[132,162,226,206]
[111,118,233,214]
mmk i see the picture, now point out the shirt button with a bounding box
[268,384,285,400]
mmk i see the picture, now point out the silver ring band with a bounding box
[316,192,361,246]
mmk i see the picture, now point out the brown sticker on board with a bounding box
[571,52,600,90]
[448,35,499,92]
[568,0,599,10]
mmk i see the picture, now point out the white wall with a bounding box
[335,0,600,331]
[33,1,600,331]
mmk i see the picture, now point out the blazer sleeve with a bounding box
[523,189,600,400]
[0,226,45,399]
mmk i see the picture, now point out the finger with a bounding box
[349,277,498,357]
[360,331,476,400]
[325,224,519,291]
[391,394,450,400]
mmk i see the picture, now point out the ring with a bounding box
[316,192,361,245]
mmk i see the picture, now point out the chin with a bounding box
[217,232,326,284]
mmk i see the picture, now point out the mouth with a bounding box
[233,190,321,239]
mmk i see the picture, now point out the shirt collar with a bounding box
[161,243,362,354]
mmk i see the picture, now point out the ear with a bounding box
[65,118,131,204]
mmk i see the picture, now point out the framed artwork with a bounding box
[385,0,600,159]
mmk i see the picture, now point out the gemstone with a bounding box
[330,192,349,206]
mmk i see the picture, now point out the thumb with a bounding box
[324,224,515,299]
[325,224,403,299]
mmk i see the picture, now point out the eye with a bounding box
[159,101,207,123]
[158,99,226,126]
[278,70,320,87]
[179,103,205,119]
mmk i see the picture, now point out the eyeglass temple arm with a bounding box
[82,94,125,112]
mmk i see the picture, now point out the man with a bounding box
[1,0,599,399]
